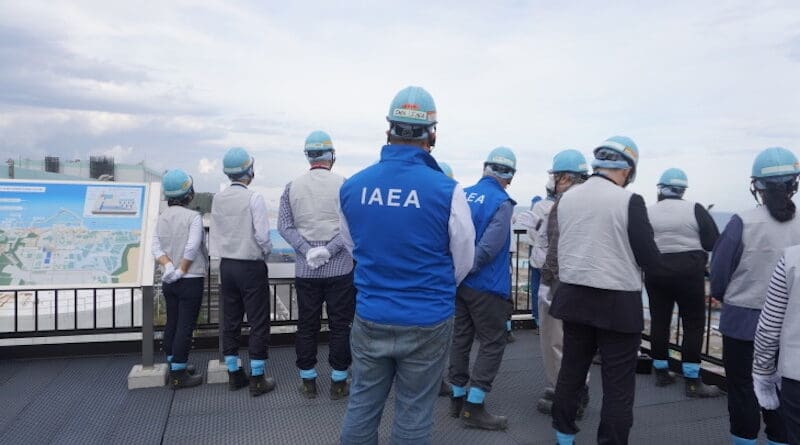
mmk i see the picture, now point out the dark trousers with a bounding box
[553,321,641,445]
[782,378,800,445]
[294,273,356,372]
[723,336,787,442]
[449,285,512,392]
[644,272,705,364]
[219,259,271,360]
[530,267,541,320]
[162,277,204,363]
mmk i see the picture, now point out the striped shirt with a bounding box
[752,255,788,376]
[277,183,353,279]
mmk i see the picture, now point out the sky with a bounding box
[0,0,799,212]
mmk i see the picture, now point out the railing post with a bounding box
[141,285,154,368]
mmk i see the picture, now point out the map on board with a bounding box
[0,181,148,289]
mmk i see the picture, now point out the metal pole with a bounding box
[141,285,154,368]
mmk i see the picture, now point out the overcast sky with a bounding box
[1,1,798,212]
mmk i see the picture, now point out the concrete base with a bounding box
[127,363,168,390]
[207,358,242,384]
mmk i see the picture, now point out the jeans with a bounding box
[530,267,541,320]
[295,273,356,372]
[340,315,453,445]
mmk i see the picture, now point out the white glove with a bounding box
[162,262,176,284]
[306,247,332,269]
[752,372,781,410]
[515,210,535,230]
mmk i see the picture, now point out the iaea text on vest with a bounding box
[360,187,421,208]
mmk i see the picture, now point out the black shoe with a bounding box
[506,331,516,343]
[169,369,202,389]
[543,387,555,400]
[461,401,508,430]
[439,379,450,397]
[685,377,721,398]
[228,369,249,391]
[249,374,276,397]
[536,397,552,414]
[299,378,317,399]
[186,363,197,375]
[592,352,602,365]
[450,396,465,418]
[330,379,349,400]
[654,368,676,387]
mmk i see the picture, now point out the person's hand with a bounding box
[753,372,781,410]
[306,247,332,269]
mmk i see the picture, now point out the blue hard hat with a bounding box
[387,86,437,128]
[223,147,254,176]
[438,161,454,178]
[304,130,334,152]
[592,135,639,182]
[162,169,193,198]
[550,149,589,174]
[485,146,517,171]
[751,147,800,179]
[658,168,689,188]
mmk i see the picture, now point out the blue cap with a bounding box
[751,147,800,179]
[223,147,254,176]
[162,169,193,198]
[550,149,589,174]
[658,168,688,188]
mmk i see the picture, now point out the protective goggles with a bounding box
[487,163,515,175]
[595,148,629,163]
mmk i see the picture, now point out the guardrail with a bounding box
[1,230,724,368]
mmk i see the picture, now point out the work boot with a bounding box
[330,379,349,400]
[654,368,676,387]
[450,396,465,418]
[685,377,721,398]
[460,401,508,430]
[439,379,450,397]
[543,387,555,400]
[536,397,553,414]
[228,369,249,391]
[506,331,516,343]
[249,374,276,397]
[299,378,317,399]
[169,369,202,389]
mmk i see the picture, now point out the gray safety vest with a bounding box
[210,185,264,260]
[725,206,800,309]
[648,199,702,253]
[557,176,642,291]
[288,169,345,242]
[780,245,800,380]
[156,206,208,276]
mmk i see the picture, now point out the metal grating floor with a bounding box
[0,330,734,444]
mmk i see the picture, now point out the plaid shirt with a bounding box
[277,182,354,279]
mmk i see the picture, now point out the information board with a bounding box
[0,180,156,289]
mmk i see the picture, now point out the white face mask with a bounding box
[546,175,556,195]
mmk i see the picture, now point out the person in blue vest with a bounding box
[448,146,517,431]
[645,168,720,397]
[153,169,207,389]
[338,86,476,445]
[710,147,800,445]
[209,147,276,397]
[278,130,355,400]
[550,136,663,445]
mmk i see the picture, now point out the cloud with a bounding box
[197,157,218,174]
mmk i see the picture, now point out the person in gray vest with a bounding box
[518,149,590,417]
[710,146,800,445]
[753,244,800,445]
[153,169,207,389]
[209,147,276,397]
[644,168,720,397]
[549,136,662,445]
[448,146,517,431]
[278,130,355,400]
